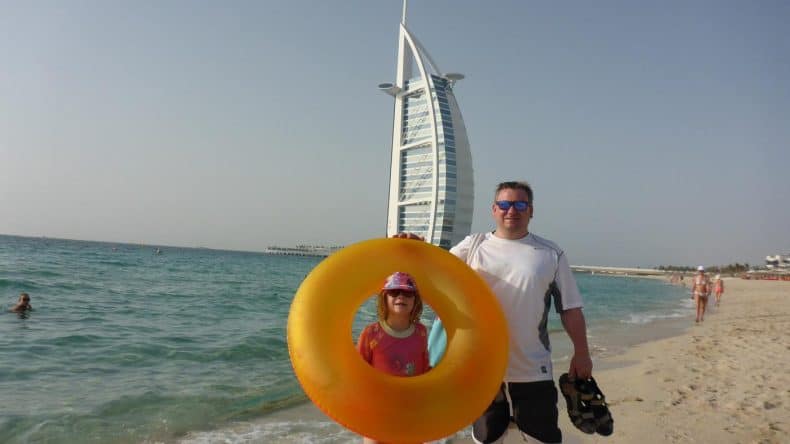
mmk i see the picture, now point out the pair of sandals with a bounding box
[559,373,614,436]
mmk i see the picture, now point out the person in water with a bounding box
[692,266,711,323]
[713,274,725,306]
[10,292,32,313]
[356,271,430,444]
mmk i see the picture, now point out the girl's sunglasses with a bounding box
[386,290,415,298]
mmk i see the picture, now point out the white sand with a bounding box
[464,277,790,444]
[555,277,790,444]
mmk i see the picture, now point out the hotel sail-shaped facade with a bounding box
[379,10,474,249]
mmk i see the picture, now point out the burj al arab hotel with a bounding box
[379,2,474,249]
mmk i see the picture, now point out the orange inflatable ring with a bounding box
[287,238,509,443]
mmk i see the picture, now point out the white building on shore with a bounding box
[765,254,790,269]
[379,1,474,249]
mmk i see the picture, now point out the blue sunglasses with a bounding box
[495,200,530,211]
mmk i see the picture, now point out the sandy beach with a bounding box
[459,277,790,444]
[272,277,788,444]
[566,277,789,444]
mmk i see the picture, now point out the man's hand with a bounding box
[391,232,425,241]
[569,352,593,380]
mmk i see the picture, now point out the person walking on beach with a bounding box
[692,266,711,323]
[396,180,592,444]
[713,274,724,306]
[10,292,32,313]
[356,271,430,444]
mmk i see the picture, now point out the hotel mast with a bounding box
[379,1,474,249]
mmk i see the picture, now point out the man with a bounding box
[399,181,592,443]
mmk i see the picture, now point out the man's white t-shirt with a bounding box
[450,232,583,382]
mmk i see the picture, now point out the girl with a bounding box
[714,275,725,305]
[357,271,430,376]
[357,272,430,444]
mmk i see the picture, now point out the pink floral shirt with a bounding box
[357,321,430,376]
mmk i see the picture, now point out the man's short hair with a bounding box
[495,181,533,203]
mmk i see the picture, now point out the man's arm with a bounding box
[560,307,592,379]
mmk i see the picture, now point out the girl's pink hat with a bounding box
[381,272,418,292]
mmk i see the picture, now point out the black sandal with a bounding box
[559,373,614,436]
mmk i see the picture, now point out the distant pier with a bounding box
[263,245,343,257]
[571,265,666,276]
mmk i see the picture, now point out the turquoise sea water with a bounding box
[0,234,690,443]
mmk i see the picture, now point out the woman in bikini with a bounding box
[692,266,711,323]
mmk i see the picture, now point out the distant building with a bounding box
[379,2,474,249]
[765,253,790,269]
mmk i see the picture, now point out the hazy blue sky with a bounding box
[2,1,788,267]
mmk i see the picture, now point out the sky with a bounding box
[2,1,789,268]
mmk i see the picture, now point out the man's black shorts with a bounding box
[472,380,562,444]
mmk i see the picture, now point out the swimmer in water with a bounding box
[10,292,32,313]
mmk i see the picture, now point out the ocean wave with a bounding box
[178,419,356,444]
[0,278,16,289]
[0,277,41,291]
[28,269,63,278]
[43,333,108,347]
[620,310,687,324]
[95,259,135,267]
[178,412,472,444]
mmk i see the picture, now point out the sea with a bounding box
[0,234,693,444]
